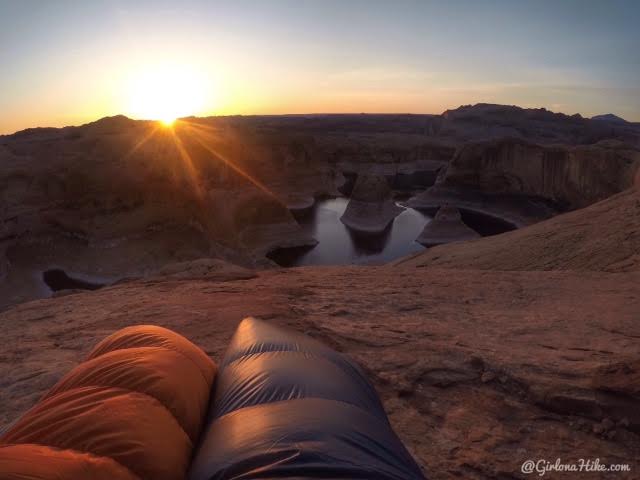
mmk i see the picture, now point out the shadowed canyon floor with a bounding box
[1,265,638,479]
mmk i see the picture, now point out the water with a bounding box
[268,198,431,266]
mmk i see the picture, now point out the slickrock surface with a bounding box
[1,266,638,478]
[416,205,480,246]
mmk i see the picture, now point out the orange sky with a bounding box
[1,1,638,134]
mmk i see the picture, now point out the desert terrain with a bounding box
[1,104,639,478]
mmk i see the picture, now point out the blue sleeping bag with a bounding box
[189,317,426,480]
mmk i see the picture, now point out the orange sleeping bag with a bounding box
[0,325,217,480]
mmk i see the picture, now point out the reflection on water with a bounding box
[268,198,431,266]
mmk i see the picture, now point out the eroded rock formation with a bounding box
[399,187,640,272]
[442,138,640,210]
[408,138,640,227]
[340,174,403,233]
[416,205,480,247]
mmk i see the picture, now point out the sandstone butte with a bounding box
[1,105,639,478]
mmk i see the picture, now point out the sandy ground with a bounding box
[1,265,638,479]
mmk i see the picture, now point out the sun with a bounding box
[126,64,209,124]
[160,117,176,127]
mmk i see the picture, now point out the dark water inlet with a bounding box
[268,198,431,267]
[43,269,105,292]
[270,197,520,267]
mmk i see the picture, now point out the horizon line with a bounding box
[1,105,634,136]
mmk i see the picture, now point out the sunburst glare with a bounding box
[126,64,212,124]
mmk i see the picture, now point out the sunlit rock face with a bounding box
[416,205,480,247]
[340,174,403,233]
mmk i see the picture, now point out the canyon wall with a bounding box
[437,139,640,210]
[0,118,318,308]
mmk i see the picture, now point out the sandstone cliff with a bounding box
[407,138,640,228]
[440,138,640,210]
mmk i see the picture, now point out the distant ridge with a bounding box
[3,104,638,138]
[592,113,627,124]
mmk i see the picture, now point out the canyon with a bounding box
[1,104,639,478]
[2,105,638,308]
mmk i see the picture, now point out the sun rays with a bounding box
[121,117,283,208]
[167,123,206,202]
[173,119,280,201]
[121,123,162,161]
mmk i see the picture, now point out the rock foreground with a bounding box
[1,265,638,479]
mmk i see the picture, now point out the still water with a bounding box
[268,198,431,266]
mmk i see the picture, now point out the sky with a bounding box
[1,0,639,133]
